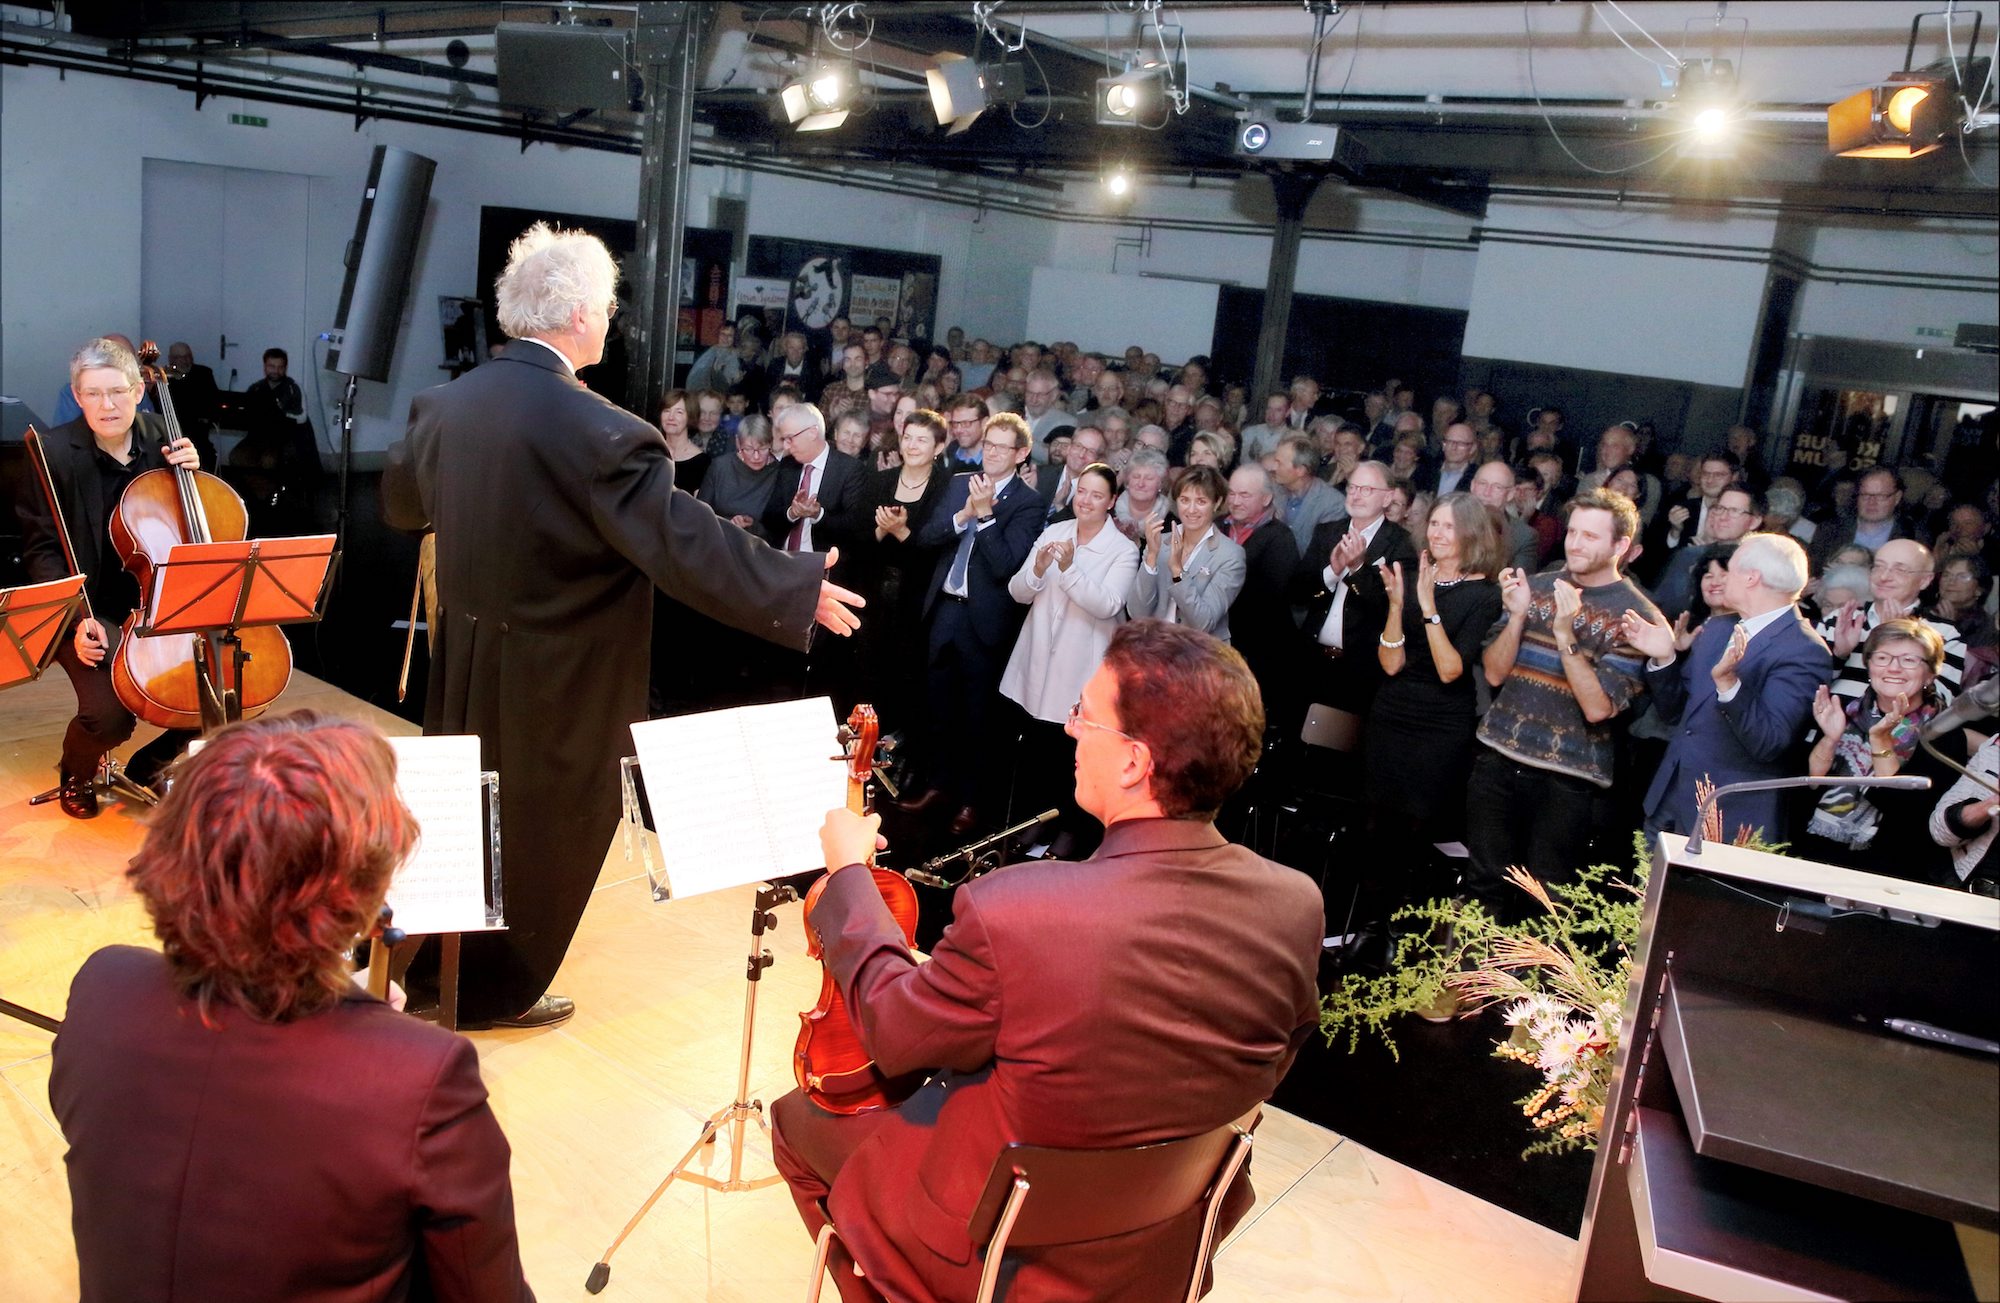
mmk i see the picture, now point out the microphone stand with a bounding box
[905,809,1060,889]
[1684,774,1932,855]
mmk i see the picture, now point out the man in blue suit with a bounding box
[901,411,1042,835]
[1623,532,1833,842]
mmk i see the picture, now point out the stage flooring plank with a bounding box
[0,672,1584,1301]
[1208,1137,1576,1303]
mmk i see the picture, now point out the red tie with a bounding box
[785,463,815,551]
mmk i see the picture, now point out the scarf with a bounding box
[1808,691,1937,848]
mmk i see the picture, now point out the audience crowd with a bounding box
[661,319,1999,918]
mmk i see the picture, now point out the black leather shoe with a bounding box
[57,770,99,820]
[463,995,574,1031]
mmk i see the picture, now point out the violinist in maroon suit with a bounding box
[773,621,1323,1303]
[50,712,534,1303]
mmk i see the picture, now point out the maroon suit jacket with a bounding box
[50,946,533,1303]
[810,817,1322,1302]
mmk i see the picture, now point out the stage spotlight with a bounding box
[1102,164,1135,199]
[1828,71,1952,158]
[927,52,1024,135]
[782,58,853,132]
[1097,64,1167,127]
[1673,58,1739,159]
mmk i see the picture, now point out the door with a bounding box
[140,159,312,391]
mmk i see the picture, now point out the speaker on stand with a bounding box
[325,145,436,588]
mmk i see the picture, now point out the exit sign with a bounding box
[229,113,269,128]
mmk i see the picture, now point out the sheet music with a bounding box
[630,697,846,899]
[385,735,498,936]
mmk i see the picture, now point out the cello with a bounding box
[107,341,293,730]
[794,704,925,1115]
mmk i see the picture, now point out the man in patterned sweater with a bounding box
[1469,488,1660,921]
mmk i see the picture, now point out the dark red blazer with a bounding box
[810,817,1323,1303]
[50,946,534,1303]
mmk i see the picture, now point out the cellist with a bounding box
[15,336,201,817]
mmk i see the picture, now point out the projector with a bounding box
[1233,117,1366,172]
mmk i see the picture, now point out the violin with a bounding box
[107,341,293,730]
[794,704,924,1115]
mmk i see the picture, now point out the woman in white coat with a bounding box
[1000,463,1139,854]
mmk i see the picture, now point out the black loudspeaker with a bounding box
[495,24,631,112]
[328,145,436,383]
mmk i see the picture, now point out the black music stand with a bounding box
[139,535,337,733]
[1,574,86,1033]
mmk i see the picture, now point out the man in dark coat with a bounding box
[900,410,1043,835]
[1223,463,1303,732]
[1291,459,1419,721]
[382,223,861,1027]
[774,621,1322,1303]
[1625,531,1834,841]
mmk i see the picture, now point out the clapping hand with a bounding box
[1052,539,1076,572]
[1552,577,1583,623]
[1619,607,1677,663]
[1667,504,1691,531]
[1811,683,1847,738]
[1830,600,1869,659]
[1381,559,1405,613]
[790,489,821,522]
[1143,514,1167,567]
[875,504,909,539]
[966,473,996,518]
[1415,549,1439,616]
[1671,611,1696,652]
[1329,527,1367,577]
[1710,624,1749,692]
[1868,690,1916,749]
[1498,566,1531,616]
[1033,539,1064,578]
[1168,522,1190,579]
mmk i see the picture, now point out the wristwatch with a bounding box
[1423,613,1442,626]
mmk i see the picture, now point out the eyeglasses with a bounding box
[1710,505,1751,517]
[1346,483,1391,495]
[1869,562,1926,577]
[77,385,139,405]
[1066,699,1139,742]
[1867,651,1931,672]
[982,438,1025,452]
[950,417,983,427]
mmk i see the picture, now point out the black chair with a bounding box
[806,1107,1260,1303]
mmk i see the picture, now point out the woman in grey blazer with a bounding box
[1128,465,1246,641]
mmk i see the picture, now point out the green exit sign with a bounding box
[1915,326,1951,339]
[229,113,269,128]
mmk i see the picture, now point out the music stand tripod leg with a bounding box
[584,883,797,1294]
[0,995,61,1034]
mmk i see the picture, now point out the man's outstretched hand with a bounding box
[816,547,864,636]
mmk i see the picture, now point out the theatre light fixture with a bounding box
[927,52,1024,134]
[781,58,854,132]
[1096,62,1169,127]
[1827,10,1985,159]
[1672,57,1740,159]
[1102,162,1135,200]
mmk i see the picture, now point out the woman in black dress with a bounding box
[1364,490,1505,897]
[851,408,951,736]
[655,388,709,492]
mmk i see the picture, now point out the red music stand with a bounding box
[0,573,86,1034]
[0,573,86,692]
[139,534,337,732]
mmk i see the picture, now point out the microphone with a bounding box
[1685,774,1931,855]
[905,809,1060,888]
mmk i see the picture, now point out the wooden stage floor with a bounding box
[1,671,1579,1301]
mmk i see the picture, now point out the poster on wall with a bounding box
[476,206,732,405]
[733,277,791,348]
[745,236,943,362]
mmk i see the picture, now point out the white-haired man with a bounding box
[16,337,203,817]
[383,223,862,1029]
[1623,532,1834,840]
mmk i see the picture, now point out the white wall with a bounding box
[1793,221,2000,346]
[1462,196,1782,388]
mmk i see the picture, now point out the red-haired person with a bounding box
[50,711,534,1303]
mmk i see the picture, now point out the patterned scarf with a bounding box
[1808,691,1938,848]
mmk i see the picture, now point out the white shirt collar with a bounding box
[1736,604,1793,643]
[514,336,575,374]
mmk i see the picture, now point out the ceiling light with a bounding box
[1102,163,1135,199]
[1828,69,1953,158]
[926,52,1024,135]
[1096,64,1167,127]
[782,58,853,132]
[1672,58,1739,159]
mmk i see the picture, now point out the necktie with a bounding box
[785,463,815,551]
[948,497,979,593]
